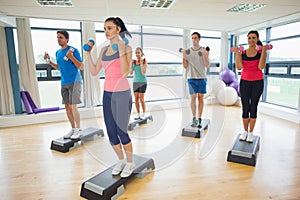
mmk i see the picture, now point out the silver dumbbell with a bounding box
[64,47,74,61]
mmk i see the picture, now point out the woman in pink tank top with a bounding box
[87,17,135,178]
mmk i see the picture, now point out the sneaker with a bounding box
[239,131,248,141]
[63,129,74,139]
[246,132,254,143]
[112,159,126,175]
[140,113,145,119]
[191,117,198,127]
[134,113,140,120]
[70,128,82,139]
[198,118,202,128]
[120,162,135,178]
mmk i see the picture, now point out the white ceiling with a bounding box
[0,0,300,34]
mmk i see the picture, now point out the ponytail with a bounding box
[257,40,263,46]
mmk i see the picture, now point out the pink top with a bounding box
[101,53,130,92]
[241,52,263,81]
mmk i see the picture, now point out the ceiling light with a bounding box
[141,0,175,9]
[35,0,73,7]
[227,4,266,13]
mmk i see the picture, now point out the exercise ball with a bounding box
[220,69,236,85]
[229,81,239,94]
[211,79,226,97]
[217,87,238,106]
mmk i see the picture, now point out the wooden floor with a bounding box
[0,104,299,200]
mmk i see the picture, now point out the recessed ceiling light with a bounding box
[227,4,266,13]
[35,0,73,7]
[141,0,175,9]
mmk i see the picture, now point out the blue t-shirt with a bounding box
[132,59,147,83]
[56,46,82,85]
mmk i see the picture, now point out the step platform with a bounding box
[80,155,155,200]
[227,133,260,166]
[50,127,104,153]
[128,115,153,131]
[181,118,210,138]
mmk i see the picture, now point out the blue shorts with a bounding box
[187,78,207,94]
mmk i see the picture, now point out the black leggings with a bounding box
[239,79,264,118]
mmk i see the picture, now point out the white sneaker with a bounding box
[246,132,254,143]
[140,113,145,119]
[120,162,135,178]
[239,131,247,141]
[112,160,126,175]
[134,113,140,120]
[63,129,74,139]
[70,128,82,139]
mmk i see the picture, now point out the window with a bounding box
[269,38,300,61]
[271,21,300,39]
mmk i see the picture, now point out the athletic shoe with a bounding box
[63,129,74,139]
[191,117,198,127]
[198,118,202,128]
[239,131,247,141]
[112,159,126,175]
[140,113,145,119]
[246,132,254,143]
[134,113,140,120]
[70,128,82,139]
[120,162,135,178]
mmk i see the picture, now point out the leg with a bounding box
[239,79,251,132]
[190,94,197,117]
[140,92,146,113]
[65,103,75,128]
[249,80,264,133]
[134,92,140,114]
[71,104,80,129]
[197,93,204,119]
[239,79,251,140]
[123,142,133,162]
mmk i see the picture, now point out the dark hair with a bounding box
[57,30,69,39]
[105,17,132,39]
[191,32,201,39]
[136,47,145,56]
[247,30,262,46]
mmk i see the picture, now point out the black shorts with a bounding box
[133,82,147,93]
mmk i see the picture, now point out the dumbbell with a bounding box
[64,47,74,61]
[256,44,273,51]
[179,48,191,55]
[83,39,95,51]
[112,38,129,51]
[230,46,244,52]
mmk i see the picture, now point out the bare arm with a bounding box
[202,48,210,68]
[44,52,59,70]
[48,61,59,70]
[67,49,84,70]
[258,46,268,70]
[118,39,132,77]
[129,61,134,75]
[87,47,104,76]
[234,47,243,70]
[141,59,147,75]
[182,49,188,69]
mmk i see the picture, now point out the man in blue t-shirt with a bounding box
[44,30,83,139]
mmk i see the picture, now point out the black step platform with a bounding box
[128,115,153,131]
[227,133,260,166]
[50,127,104,153]
[80,155,155,200]
[181,118,210,138]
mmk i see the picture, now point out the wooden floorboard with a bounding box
[0,104,299,200]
